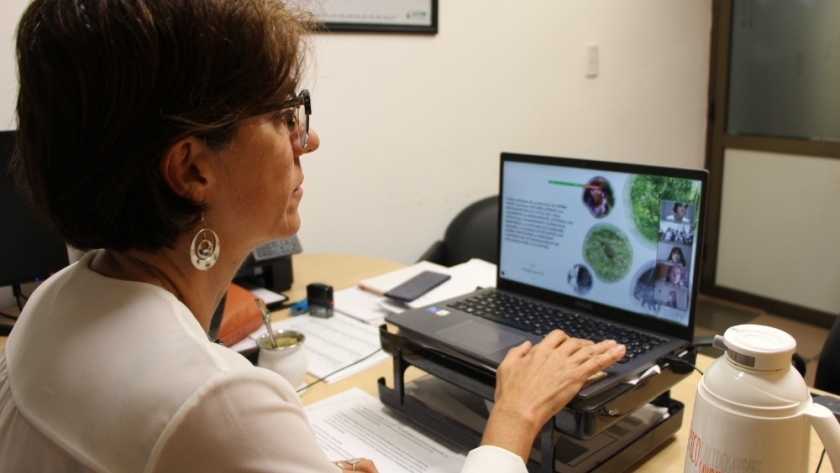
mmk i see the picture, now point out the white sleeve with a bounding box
[149,370,339,473]
[461,445,528,473]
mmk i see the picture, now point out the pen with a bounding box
[255,299,277,348]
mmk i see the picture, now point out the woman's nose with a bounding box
[303,127,320,154]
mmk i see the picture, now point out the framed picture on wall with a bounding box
[310,0,438,34]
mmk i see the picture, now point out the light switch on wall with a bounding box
[586,44,599,78]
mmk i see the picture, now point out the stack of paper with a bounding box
[306,388,467,473]
[334,258,497,326]
[356,260,450,296]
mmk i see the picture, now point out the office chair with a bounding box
[814,315,840,395]
[418,195,499,267]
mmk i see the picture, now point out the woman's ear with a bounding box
[159,137,215,203]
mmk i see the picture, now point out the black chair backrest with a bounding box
[815,315,840,395]
[442,195,499,266]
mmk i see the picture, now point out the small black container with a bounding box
[307,283,334,318]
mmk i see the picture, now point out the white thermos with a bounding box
[685,324,840,473]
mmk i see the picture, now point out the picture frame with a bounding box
[312,0,438,34]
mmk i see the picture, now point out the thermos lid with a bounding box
[713,324,796,371]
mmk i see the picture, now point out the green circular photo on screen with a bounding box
[583,224,632,283]
[626,175,700,245]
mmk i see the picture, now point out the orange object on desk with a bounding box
[216,283,265,347]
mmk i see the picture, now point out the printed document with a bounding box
[230,313,388,383]
[306,388,467,473]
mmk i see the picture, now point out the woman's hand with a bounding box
[481,330,626,462]
[334,457,378,473]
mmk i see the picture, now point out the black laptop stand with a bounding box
[377,325,696,473]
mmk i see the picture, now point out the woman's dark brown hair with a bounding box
[13,0,311,251]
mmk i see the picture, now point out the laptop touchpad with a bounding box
[436,321,525,356]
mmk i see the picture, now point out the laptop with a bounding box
[386,152,708,399]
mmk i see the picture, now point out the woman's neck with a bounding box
[89,247,240,332]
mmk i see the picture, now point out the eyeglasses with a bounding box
[278,89,312,148]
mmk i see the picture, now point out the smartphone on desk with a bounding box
[384,271,452,303]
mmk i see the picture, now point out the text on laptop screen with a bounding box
[499,158,703,329]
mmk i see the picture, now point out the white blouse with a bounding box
[0,251,526,473]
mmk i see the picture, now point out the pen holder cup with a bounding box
[256,330,309,389]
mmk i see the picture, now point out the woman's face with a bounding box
[591,188,603,205]
[669,267,682,282]
[213,110,320,250]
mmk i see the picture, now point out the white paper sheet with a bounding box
[306,388,467,473]
[405,258,496,309]
[343,259,498,318]
[357,260,449,296]
[334,286,392,325]
[230,313,388,383]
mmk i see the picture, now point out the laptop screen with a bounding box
[498,153,707,337]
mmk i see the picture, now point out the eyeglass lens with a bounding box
[296,104,309,148]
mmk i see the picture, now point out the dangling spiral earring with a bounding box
[190,214,220,271]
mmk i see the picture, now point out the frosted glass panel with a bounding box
[727,0,840,142]
[716,149,840,313]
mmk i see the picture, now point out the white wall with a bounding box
[300,1,711,264]
[717,150,840,314]
[0,0,27,128]
[0,0,712,309]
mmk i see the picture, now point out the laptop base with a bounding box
[378,325,688,473]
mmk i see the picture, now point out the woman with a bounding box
[667,202,689,222]
[666,290,679,309]
[668,266,687,287]
[0,0,625,472]
[668,247,686,267]
[582,177,614,218]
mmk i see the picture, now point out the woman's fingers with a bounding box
[335,458,378,473]
[353,458,378,473]
[537,329,570,348]
[576,340,627,373]
[537,330,625,363]
[502,339,533,362]
[557,337,626,371]
[520,332,626,388]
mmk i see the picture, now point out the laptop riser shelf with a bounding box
[378,325,690,473]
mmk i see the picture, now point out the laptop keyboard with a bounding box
[447,291,665,364]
